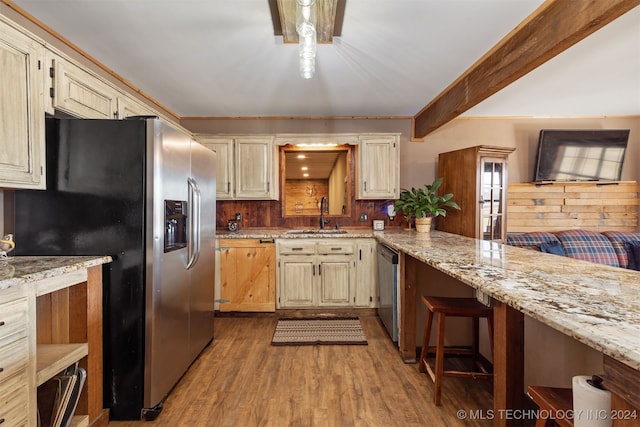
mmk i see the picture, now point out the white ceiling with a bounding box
[10,0,640,119]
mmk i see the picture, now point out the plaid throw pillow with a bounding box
[540,240,566,256]
[602,231,640,268]
[506,232,560,252]
[555,230,619,267]
[624,241,640,271]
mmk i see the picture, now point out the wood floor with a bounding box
[107,314,507,427]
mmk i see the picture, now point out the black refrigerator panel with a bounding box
[14,118,148,419]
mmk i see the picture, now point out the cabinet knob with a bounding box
[0,321,4,327]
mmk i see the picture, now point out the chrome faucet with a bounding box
[320,196,329,229]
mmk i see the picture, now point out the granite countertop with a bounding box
[216,228,379,239]
[217,227,640,369]
[376,230,640,371]
[0,255,112,291]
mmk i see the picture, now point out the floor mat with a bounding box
[271,317,368,346]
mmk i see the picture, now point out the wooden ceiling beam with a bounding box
[274,0,342,43]
[412,0,640,140]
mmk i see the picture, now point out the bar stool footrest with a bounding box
[527,385,574,427]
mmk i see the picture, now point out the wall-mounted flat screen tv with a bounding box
[533,129,630,182]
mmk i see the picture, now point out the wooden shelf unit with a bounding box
[437,145,515,242]
[36,343,88,386]
[34,265,106,427]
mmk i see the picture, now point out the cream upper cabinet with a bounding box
[0,18,45,189]
[49,53,118,119]
[198,137,234,199]
[196,135,278,200]
[357,134,400,199]
[117,94,155,119]
[47,52,155,120]
[235,136,277,199]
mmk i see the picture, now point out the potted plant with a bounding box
[394,177,460,232]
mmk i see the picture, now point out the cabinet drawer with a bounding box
[317,242,354,255]
[0,286,26,305]
[0,369,29,426]
[0,298,28,344]
[278,242,316,255]
[0,337,28,383]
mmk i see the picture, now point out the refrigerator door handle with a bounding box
[186,177,201,269]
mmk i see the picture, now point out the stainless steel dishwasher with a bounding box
[376,243,399,342]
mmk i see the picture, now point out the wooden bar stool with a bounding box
[419,295,494,406]
[527,386,573,427]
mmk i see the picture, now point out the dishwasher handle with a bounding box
[378,244,398,264]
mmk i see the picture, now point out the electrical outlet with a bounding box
[235,213,242,221]
[476,290,490,307]
[359,213,368,222]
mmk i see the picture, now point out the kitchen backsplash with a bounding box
[215,199,406,230]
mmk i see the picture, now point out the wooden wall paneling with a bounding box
[35,294,52,344]
[507,181,639,232]
[35,288,71,344]
[68,282,87,343]
[50,288,70,343]
[284,179,328,215]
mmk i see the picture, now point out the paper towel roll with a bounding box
[572,375,612,427]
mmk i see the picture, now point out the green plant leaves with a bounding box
[393,177,460,219]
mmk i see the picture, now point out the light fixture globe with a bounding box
[295,0,317,78]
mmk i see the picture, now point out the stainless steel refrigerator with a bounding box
[14,117,216,420]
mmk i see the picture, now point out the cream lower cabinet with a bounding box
[277,240,355,308]
[278,252,316,307]
[0,286,30,426]
[0,264,105,427]
[218,238,276,312]
[0,17,46,189]
[354,239,376,307]
[277,239,376,309]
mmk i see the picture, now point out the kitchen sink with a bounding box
[285,229,348,234]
